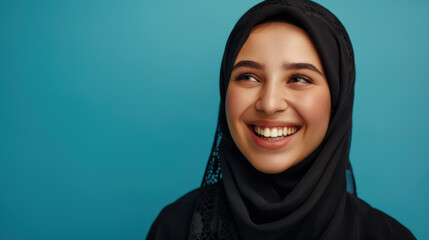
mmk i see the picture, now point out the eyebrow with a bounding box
[232,60,263,71]
[283,62,324,77]
[232,60,324,77]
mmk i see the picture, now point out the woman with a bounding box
[147,0,416,239]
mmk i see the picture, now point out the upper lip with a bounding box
[247,120,301,128]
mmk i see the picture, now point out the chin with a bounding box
[246,154,301,174]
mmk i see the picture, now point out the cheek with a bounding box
[298,90,331,127]
[225,89,238,120]
[225,86,251,123]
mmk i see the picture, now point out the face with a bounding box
[225,22,331,174]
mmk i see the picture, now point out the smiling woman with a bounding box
[146,0,416,239]
[226,22,331,174]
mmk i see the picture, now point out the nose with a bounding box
[255,82,288,115]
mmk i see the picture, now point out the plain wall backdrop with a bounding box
[1,0,428,239]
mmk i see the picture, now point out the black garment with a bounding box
[148,0,416,239]
[147,187,415,240]
[147,189,199,240]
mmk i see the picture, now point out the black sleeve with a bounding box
[146,189,199,240]
[344,194,416,240]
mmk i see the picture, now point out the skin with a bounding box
[225,22,331,174]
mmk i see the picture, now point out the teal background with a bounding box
[1,0,428,239]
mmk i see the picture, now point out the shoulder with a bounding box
[146,188,200,240]
[343,193,416,240]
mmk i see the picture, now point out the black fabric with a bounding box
[147,189,199,240]
[147,0,416,239]
[147,189,415,240]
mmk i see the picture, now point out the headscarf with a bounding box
[189,0,357,239]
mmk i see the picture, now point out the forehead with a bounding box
[234,22,323,71]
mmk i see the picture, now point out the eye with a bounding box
[288,74,313,84]
[236,74,259,82]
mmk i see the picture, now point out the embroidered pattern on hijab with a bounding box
[189,0,357,239]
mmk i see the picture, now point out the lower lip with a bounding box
[248,126,297,149]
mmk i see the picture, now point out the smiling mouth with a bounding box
[252,125,300,141]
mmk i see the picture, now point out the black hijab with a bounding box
[189,1,356,239]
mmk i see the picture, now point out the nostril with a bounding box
[256,99,288,115]
[255,88,288,114]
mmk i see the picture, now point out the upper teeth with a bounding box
[254,126,298,137]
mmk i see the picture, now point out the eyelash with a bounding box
[235,74,313,84]
[236,74,259,82]
[288,74,313,84]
